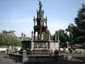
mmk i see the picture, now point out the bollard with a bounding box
[54,50,59,62]
[67,54,72,60]
[6,48,10,58]
[22,50,27,63]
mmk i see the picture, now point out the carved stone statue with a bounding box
[38,0,43,8]
[33,0,48,41]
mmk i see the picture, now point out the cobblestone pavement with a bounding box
[0,52,22,64]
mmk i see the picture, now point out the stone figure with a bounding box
[33,0,48,40]
[38,0,43,8]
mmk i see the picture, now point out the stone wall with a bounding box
[50,42,59,52]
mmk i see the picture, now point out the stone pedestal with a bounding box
[22,50,27,63]
[6,48,10,58]
[31,42,34,51]
[31,31,34,51]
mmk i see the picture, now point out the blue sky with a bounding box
[0,0,85,37]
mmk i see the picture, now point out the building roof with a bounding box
[19,37,31,41]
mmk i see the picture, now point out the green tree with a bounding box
[66,4,85,44]
[0,32,21,46]
[74,4,85,43]
[5,34,21,46]
[55,29,68,47]
[0,33,5,45]
[66,23,77,44]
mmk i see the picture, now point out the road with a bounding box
[0,52,22,64]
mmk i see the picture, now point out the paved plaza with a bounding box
[0,52,22,64]
[0,52,85,64]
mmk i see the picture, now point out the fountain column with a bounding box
[55,34,57,41]
[31,31,34,50]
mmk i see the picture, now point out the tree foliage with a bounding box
[74,4,85,43]
[54,29,68,47]
[66,4,85,44]
[0,33,20,46]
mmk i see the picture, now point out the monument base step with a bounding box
[30,49,53,56]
